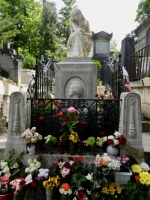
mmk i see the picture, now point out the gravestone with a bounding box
[55,58,97,99]
[4,92,26,156]
[119,92,144,163]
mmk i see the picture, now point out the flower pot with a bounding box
[46,189,53,200]
[0,192,13,200]
[90,145,97,156]
[114,171,132,184]
[60,194,70,200]
[69,141,76,155]
[106,145,119,157]
[27,144,36,154]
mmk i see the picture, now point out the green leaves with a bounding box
[71,173,87,188]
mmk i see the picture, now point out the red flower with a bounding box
[95,94,98,97]
[64,162,70,168]
[20,178,25,184]
[107,139,114,145]
[74,111,78,115]
[31,180,37,187]
[71,167,77,173]
[35,146,40,152]
[52,163,58,168]
[77,191,86,200]
[56,112,63,117]
[135,175,140,181]
[100,95,105,99]
[118,135,126,145]
[1,177,9,183]
[99,131,105,136]
[58,158,63,162]
[68,156,73,160]
[75,156,84,163]
[39,116,44,121]
[78,119,84,124]
[62,118,67,122]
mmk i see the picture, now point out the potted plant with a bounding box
[21,127,43,154]
[59,183,72,200]
[56,107,81,155]
[86,136,97,155]
[43,175,60,200]
[44,135,57,154]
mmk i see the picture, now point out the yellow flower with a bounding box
[102,187,109,194]
[139,172,150,185]
[131,164,142,173]
[109,186,115,195]
[69,132,79,143]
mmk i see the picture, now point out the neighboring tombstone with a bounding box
[5,92,26,156]
[119,92,144,163]
[67,8,92,57]
[121,37,135,73]
[92,31,113,65]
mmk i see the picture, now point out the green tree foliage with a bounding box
[58,0,76,48]
[110,39,119,61]
[0,0,19,46]
[39,1,61,61]
[2,0,42,55]
[135,0,150,24]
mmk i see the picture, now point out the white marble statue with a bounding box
[67,8,92,57]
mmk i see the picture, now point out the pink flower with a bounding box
[117,156,121,161]
[67,107,77,113]
[61,167,70,177]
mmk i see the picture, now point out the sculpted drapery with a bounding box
[67,8,92,57]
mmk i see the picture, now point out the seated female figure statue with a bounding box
[67,8,92,57]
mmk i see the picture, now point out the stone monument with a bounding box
[55,8,97,99]
[4,92,27,156]
[119,92,144,162]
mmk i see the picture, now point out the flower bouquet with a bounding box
[86,136,97,155]
[21,127,43,154]
[0,149,25,179]
[59,183,72,200]
[44,135,57,154]
[43,175,60,200]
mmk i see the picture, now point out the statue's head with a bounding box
[70,8,84,20]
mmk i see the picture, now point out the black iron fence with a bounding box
[129,44,150,81]
[28,98,120,152]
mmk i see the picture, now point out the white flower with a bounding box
[103,137,107,142]
[27,159,33,165]
[1,162,8,169]
[2,166,10,173]
[31,127,36,132]
[4,172,11,177]
[25,174,32,185]
[59,188,64,194]
[58,161,65,169]
[140,162,150,171]
[108,135,114,140]
[21,132,26,138]
[30,166,36,173]
[35,162,41,169]
[114,131,122,139]
[10,162,19,169]
[85,173,93,181]
[25,167,30,173]
[69,160,74,166]
[113,139,119,146]
[26,131,32,138]
[38,134,43,140]
[30,163,35,168]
